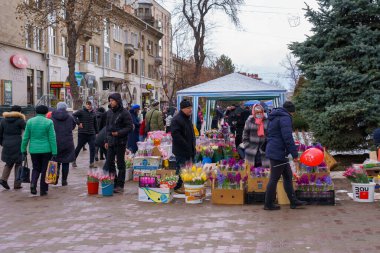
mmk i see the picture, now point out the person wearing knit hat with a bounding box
[51,101,76,186]
[21,104,57,196]
[0,105,26,190]
[171,99,196,193]
[264,100,307,210]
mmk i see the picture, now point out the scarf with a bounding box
[252,105,265,137]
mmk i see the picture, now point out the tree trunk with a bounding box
[66,23,81,109]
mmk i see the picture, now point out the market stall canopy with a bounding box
[176,73,287,101]
[176,72,287,128]
[244,100,260,106]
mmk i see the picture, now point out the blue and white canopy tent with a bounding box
[176,73,287,130]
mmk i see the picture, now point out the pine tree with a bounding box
[290,0,380,151]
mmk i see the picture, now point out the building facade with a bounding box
[0,0,169,109]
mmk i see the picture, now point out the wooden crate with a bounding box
[247,177,269,192]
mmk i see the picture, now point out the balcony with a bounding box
[81,30,92,41]
[155,57,163,66]
[124,44,135,57]
[136,13,155,26]
[79,61,90,73]
[124,73,133,82]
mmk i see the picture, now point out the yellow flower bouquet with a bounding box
[181,165,208,185]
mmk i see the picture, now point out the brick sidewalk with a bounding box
[0,150,379,253]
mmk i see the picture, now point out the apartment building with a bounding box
[0,0,164,108]
[134,0,172,106]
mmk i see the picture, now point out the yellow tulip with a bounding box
[192,166,196,172]
[197,167,203,174]
[202,174,207,181]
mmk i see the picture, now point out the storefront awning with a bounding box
[100,77,127,83]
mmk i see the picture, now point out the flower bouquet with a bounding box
[159,175,179,189]
[343,166,369,184]
[247,166,270,192]
[87,169,100,195]
[200,146,214,164]
[214,171,247,190]
[98,173,115,197]
[219,158,245,172]
[250,166,270,178]
[181,164,207,204]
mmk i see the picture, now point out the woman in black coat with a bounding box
[127,105,141,153]
[51,102,76,186]
[0,106,26,190]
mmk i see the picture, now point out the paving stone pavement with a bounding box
[0,150,380,253]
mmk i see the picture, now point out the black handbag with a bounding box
[16,157,31,184]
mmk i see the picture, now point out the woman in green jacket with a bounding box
[21,105,57,196]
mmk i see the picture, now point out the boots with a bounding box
[0,179,10,190]
[290,196,308,209]
[264,204,281,211]
[30,185,37,195]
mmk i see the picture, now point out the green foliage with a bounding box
[214,54,236,76]
[290,0,380,151]
[292,113,309,131]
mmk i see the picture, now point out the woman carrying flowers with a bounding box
[241,104,270,167]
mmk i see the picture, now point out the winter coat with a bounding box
[145,106,165,131]
[73,108,98,135]
[51,109,76,163]
[242,116,270,167]
[127,109,140,153]
[95,127,107,147]
[0,112,26,164]
[105,93,133,146]
[21,114,57,155]
[171,111,196,158]
[265,108,298,162]
[96,111,107,131]
[229,106,245,134]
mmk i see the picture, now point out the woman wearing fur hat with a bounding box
[0,105,26,190]
[242,104,270,168]
[21,105,57,196]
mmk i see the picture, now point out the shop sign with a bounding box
[10,55,28,69]
[50,82,70,89]
[75,72,84,86]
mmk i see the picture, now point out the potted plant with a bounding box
[180,165,207,204]
[87,169,99,195]
[343,166,375,202]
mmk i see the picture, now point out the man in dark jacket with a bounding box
[127,104,141,153]
[104,93,133,193]
[264,101,307,210]
[73,101,98,168]
[0,105,26,190]
[229,103,245,147]
[171,99,196,192]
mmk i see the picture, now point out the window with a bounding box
[36,70,43,99]
[25,25,33,49]
[125,59,129,73]
[147,40,154,55]
[95,47,100,65]
[104,20,110,46]
[113,25,122,42]
[48,27,57,54]
[148,64,154,79]
[131,32,138,48]
[104,47,110,68]
[80,45,86,61]
[131,59,138,75]
[103,81,111,90]
[158,39,162,57]
[154,43,158,57]
[89,45,94,62]
[61,0,66,19]
[141,59,145,76]
[35,28,44,51]
[61,36,67,57]
[114,53,121,71]
[125,30,129,44]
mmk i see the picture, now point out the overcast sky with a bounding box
[157,0,319,90]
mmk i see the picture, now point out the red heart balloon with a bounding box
[300,148,324,167]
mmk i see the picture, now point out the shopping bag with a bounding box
[16,158,31,183]
[45,160,58,184]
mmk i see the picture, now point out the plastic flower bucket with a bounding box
[351,182,375,203]
[184,184,206,204]
[101,182,114,197]
[202,157,212,165]
[87,181,99,195]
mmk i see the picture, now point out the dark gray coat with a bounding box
[0,112,26,164]
[242,116,270,167]
[52,109,76,163]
